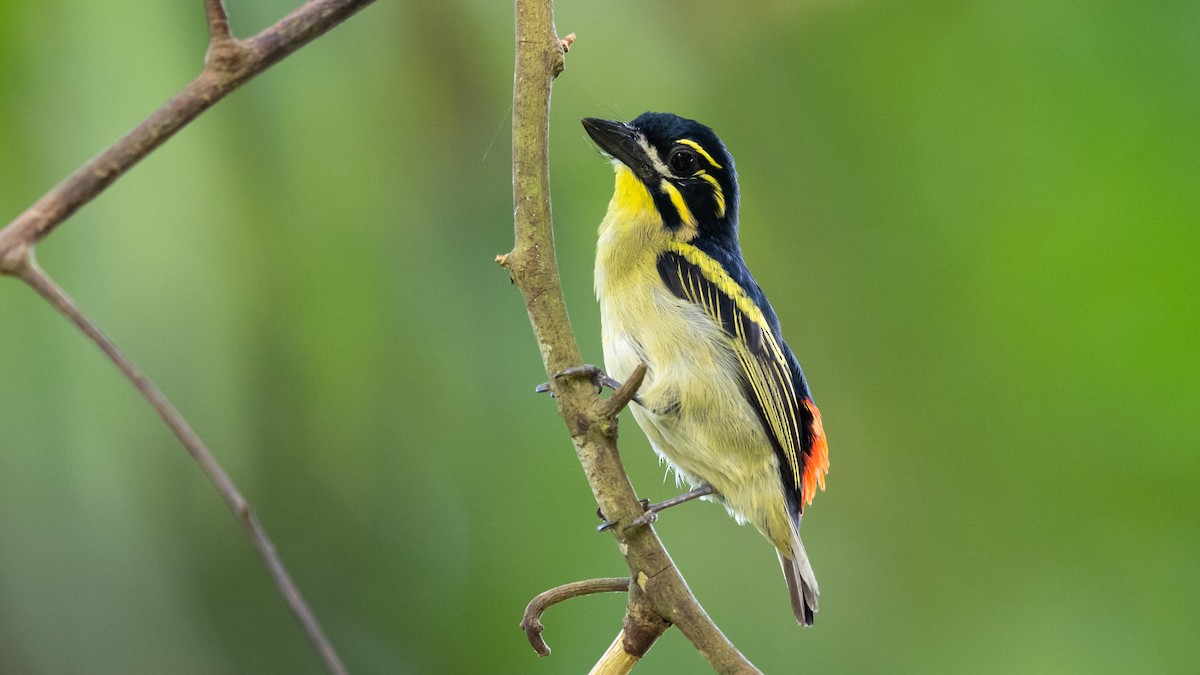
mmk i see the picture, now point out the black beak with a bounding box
[581,118,655,181]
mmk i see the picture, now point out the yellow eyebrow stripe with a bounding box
[676,139,723,169]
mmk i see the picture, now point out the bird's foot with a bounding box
[596,500,651,532]
[536,364,642,405]
[597,484,717,532]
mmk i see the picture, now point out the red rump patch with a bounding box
[801,399,830,507]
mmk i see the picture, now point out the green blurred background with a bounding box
[1,1,1196,673]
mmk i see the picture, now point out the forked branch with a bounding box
[0,0,377,261]
[0,2,378,673]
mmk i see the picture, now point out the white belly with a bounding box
[599,282,784,529]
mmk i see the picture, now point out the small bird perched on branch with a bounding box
[582,112,830,625]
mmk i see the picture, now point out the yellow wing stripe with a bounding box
[666,242,767,325]
[665,242,805,490]
[766,350,802,487]
[737,351,801,489]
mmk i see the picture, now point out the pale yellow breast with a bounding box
[596,229,792,546]
[591,169,794,550]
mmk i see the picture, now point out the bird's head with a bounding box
[583,112,738,245]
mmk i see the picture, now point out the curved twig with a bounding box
[521,577,630,656]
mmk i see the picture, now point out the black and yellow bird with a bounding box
[582,112,830,625]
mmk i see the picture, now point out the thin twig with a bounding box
[602,362,647,417]
[14,256,348,675]
[521,578,630,656]
[203,0,233,44]
[0,2,377,671]
[0,0,376,258]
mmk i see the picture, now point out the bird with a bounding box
[581,112,830,625]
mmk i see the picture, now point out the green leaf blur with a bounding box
[1,1,1196,673]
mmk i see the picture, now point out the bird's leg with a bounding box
[535,364,643,405]
[597,484,718,532]
[627,484,718,529]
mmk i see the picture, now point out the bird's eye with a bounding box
[668,147,699,175]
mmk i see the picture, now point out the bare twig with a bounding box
[0,0,377,258]
[506,0,761,672]
[203,0,232,44]
[521,577,630,656]
[0,2,379,673]
[202,0,240,70]
[602,362,647,417]
[13,256,348,675]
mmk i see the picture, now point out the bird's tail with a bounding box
[778,525,819,626]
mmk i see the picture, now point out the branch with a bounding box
[506,1,760,672]
[12,255,348,675]
[0,0,376,262]
[521,577,630,656]
[0,2,378,673]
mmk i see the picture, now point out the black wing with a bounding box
[658,244,825,512]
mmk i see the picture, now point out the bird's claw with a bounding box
[622,485,718,532]
[536,364,639,403]
[597,498,654,533]
[558,364,621,394]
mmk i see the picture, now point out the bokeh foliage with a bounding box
[0,1,1196,673]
